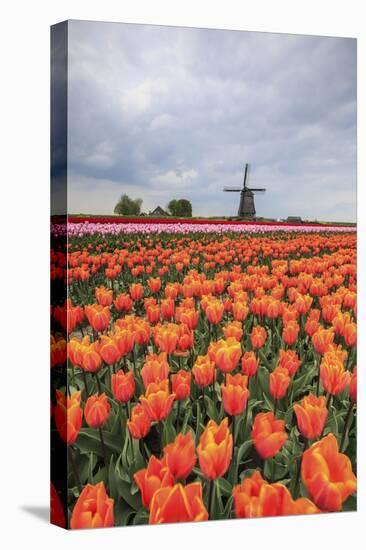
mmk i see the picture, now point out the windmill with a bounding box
[224,163,266,218]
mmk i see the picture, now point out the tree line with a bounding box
[114,194,192,217]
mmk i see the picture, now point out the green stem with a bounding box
[273,398,278,416]
[208,479,215,519]
[82,370,89,399]
[294,438,308,498]
[243,396,250,438]
[69,445,82,493]
[176,401,181,433]
[232,415,236,444]
[98,427,108,466]
[316,354,321,396]
[340,402,354,452]
[94,371,103,394]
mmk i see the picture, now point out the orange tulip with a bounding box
[278,349,301,377]
[111,370,135,403]
[269,367,291,400]
[197,418,233,479]
[140,380,175,422]
[130,283,144,301]
[84,393,110,428]
[232,301,249,322]
[84,304,110,332]
[193,355,216,387]
[241,351,259,377]
[96,335,121,365]
[176,307,198,330]
[149,482,208,524]
[176,323,194,351]
[294,294,313,315]
[250,326,267,349]
[221,373,249,416]
[205,299,224,325]
[312,327,334,355]
[127,404,151,439]
[349,367,357,402]
[134,455,174,510]
[223,320,243,342]
[70,482,114,529]
[282,320,300,346]
[114,292,132,313]
[214,337,241,373]
[320,355,351,396]
[171,369,191,400]
[163,432,196,480]
[95,286,113,306]
[148,277,161,294]
[141,352,169,389]
[301,433,357,511]
[293,394,328,439]
[344,322,356,347]
[82,342,102,372]
[161,298,175,320]
[153,324,179,354]
[146,305,160,325]
[54,390,83,446]
[233,470,319,518]
[114,328,134,356]
[252,412,288,459]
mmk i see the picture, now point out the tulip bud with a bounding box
[252,412,287,459]
[84,393,110,429]
[301,434,356,512]
[149,482,208,524]
[128,404,151,439]
[134,455,174,510]
[293,394,328,439]
[197,418,233,479]
[269,367,291,400]
[171,369,191,400]
[111,370,135,403]
[163,432,196,479]
[221,373,249,416]
[70,482,114,529]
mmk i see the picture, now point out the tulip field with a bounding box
[50,221,357,528]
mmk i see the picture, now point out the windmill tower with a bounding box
[224,164,266,218]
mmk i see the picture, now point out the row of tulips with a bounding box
[50,230,356,528]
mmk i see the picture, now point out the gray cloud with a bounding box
[67,21,356,221]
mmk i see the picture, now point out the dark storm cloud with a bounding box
[67,21,356,221]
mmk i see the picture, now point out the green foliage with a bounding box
[114,194,143,215]
[167,198,192,217]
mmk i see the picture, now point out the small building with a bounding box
[149,206,169,216]
[286,216,302,224]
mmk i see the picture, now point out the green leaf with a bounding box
[76,428,122,457]
[194,402,202,447]
[342,493,357,512]
[116,479,142,511]
[133,507,150,525]
[216,477,233,497]
[204,395,219,423]
[163,416,176,446]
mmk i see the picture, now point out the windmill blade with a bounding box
[248,187,266,193]
[243,163,249,189]
[223,187,242,192]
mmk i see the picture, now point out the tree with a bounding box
[167,198,192,217]
[114,194,143,216]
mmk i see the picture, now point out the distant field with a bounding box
[67,214,356,227]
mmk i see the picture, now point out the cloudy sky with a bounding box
[67,20,356,221]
